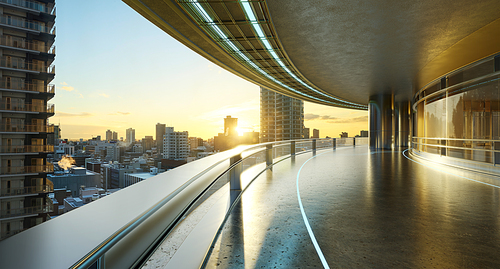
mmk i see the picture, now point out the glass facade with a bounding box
[413,57,500,164]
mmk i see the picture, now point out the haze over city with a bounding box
[51,1,367,140]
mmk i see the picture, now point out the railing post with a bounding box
[97,254,105,269]
[291,141,296,156]
[266,144,273,166]
[333,138,336,149]
[312,139,316,152]
[353,137,356,147]
[229,154,242,204]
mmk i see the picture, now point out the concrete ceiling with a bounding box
[267,0,500,103]
[124,0,500,106]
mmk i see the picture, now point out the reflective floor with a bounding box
[206,146,500,268]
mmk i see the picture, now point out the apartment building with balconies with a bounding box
[0,0,56,240]
[260,87,304,142]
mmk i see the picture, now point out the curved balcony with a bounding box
[0,164,53,175]
[0,0,55,15]
[0,79,54,94]
[0,14,55,34]
[0,56,55,74]
[0,200,53,219]
[0,124,54,133]
[0,180,53,197]
[0,145,54,154]
[0,36,55,54]
[0,102,54,114]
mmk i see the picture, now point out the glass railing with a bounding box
[412,137,500,164]
[0,14,55,34]
[0,36,55,54]
[0,138,364,268]
[0,56,55,73]
[0,79,54,93]
[0,123,54,133]
[0,0,55,15]
[0,102,54,113]
[0,201,53,219]
[0,164,53,175]
[0,182,53,197]
[0,145,54,153]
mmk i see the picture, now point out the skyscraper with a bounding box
[224,116,237,136]
[126,128,135,145]
[156,123,166,154]
[0,0,56,240]
[105,130,112,141]
[260,87,304,142]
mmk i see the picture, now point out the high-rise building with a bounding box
[260,87,304,142]
[142,136,154,151]
[156,123,166,153]
[126,128,135,145]
[105,130,112,141]
[162,127,188,160]
[0,0,56,240]
[312,129,320,138]
[112,131,118,141]
[303,128,310,139]
[224,116,237,136]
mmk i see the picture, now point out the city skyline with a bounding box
[50,1,367,140]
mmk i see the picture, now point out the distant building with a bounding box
[163,127,189,160]
[340,132,348,138]
[106,130,112,141]
[214,116,259,151]
[112,131,118,141]
[106,143,121,162]
[188,137,204,150]
[303,128,310,139]
[48,167,101,198]
[260,87,304,142]
[360,130,368,137]
[123,168,158,188]
[156,123,166,154]
[312,129,320,138]
[141,136,154,151]
[126,128,135,145]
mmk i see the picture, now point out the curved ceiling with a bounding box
[124,0,500,107]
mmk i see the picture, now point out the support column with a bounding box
[369,94,393,149]
[395,101,410,148]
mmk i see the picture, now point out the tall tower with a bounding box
[224,116,237,137]
[155,123,166,154]
[260,87,304,142]
[126,128,135,145]
[0,1,56,240]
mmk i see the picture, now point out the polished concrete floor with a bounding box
[206,146,500,268]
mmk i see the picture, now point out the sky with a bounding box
[51,1,368,140]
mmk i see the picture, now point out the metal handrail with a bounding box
[0,164,54,175]
[0,138,363,269]
[0,14,54,33]
[0,145,54,153]
[0,35,55,53]
[0,102,55,113]
[412,137,500,142]
[0,124,55,133]
[0,182,53,197]
[412,141,499,153]
[0,0,55,14]
[0,79,55,93]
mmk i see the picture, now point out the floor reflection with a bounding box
[206,146,500,268]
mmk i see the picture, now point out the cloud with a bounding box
[305,113,368,123]
[98,93,110,98]
[60,82,68,85]
[55,111,94,117]
[108,111,130,116]
[305,113,338,121]
[60,86,74,92]
[198,100,259,121]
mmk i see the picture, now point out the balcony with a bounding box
[0,79,54,94]
[0,56,55,74]
[0,138,499,268]
[0,102,54,114]
[0,145,54,154]
[0,164,53,175]
[0,181,53,197]
[0,36,55,54]
[0,14,55,34]
[0,200,53,219]
[0,0,55,15]
[0,124,54,133]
